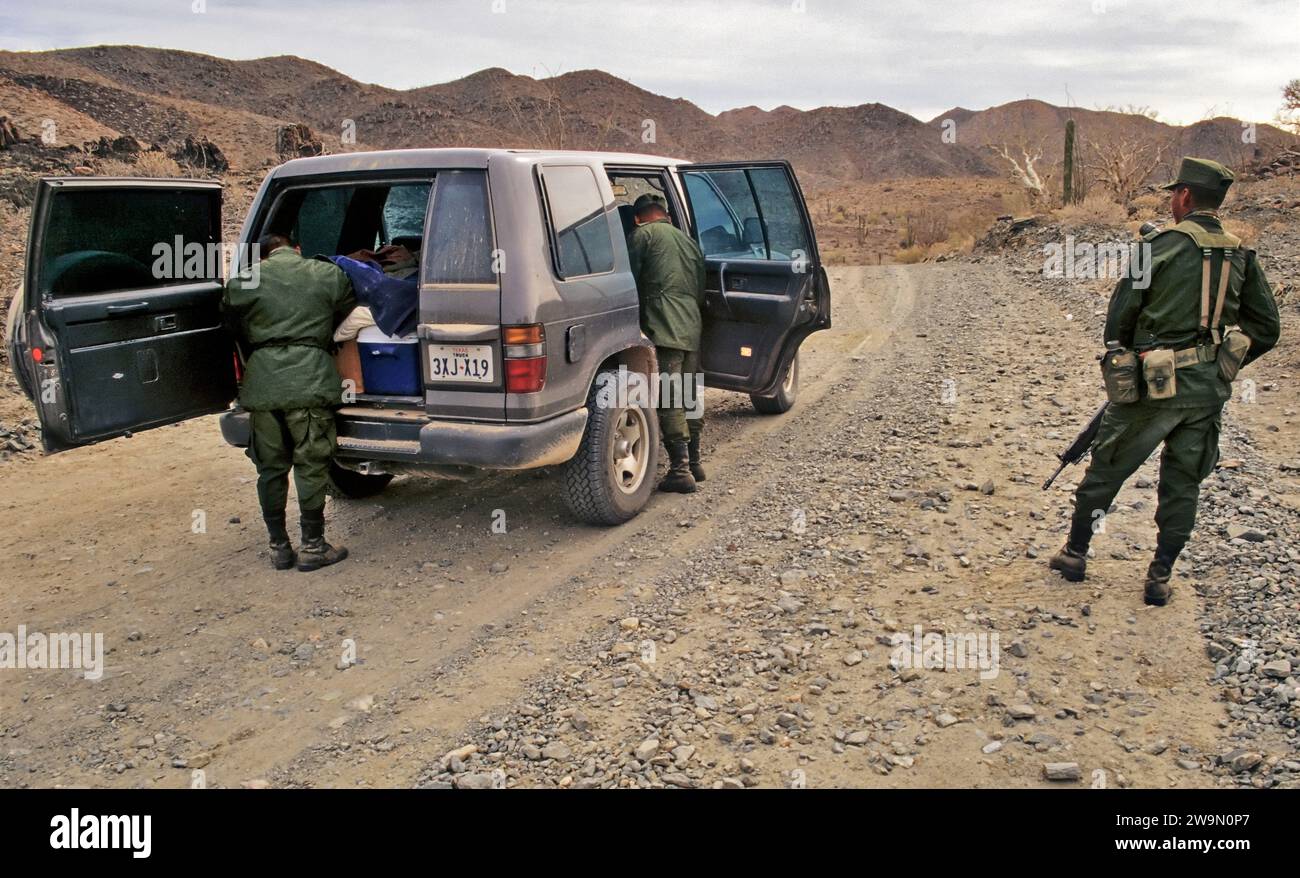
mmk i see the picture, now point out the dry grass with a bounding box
[1053,193,1128,227]
[95,152,186,177]
[1000,190,1036,216]
[1224,219,1258,247]
[892,244,928,263]
[809,176,1018,265]
[1128,192,1164,222]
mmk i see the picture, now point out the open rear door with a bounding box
[676,161,830,396]
[16,178,235,452]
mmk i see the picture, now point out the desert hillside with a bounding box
[1,45,1293,185]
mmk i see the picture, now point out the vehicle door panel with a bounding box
[676,161,830,395]
[20,178,234,452]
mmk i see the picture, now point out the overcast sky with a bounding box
[1,0,1295,125]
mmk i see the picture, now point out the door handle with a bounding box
[106,302,150,316]
[713,262,737,320]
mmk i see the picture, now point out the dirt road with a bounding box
[2,262,1296,789]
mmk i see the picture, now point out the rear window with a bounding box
[276,181,432,259]
[384,182,433,241]
[541,165,614,279]
[38,186,219,296]
[424,171,495,284]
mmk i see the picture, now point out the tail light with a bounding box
[502,324,546,393]
[504,356,547,393]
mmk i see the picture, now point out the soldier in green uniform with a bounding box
[223,233,356,571]
[627,193,707,493]
[1050,158,1280,605]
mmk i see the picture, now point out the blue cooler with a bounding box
[356,327,421,396]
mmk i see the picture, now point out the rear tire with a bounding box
[328,460,394,498]
[562,370,659,525]
[750,351,800,414]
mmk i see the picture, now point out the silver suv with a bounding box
[6,149,831,523]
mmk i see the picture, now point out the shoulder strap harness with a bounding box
[1167,219,1242,346]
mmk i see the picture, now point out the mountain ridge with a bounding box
[0,45,1293,189]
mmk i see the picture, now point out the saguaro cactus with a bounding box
[1063,119,1076,205]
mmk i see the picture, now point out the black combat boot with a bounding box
[264,512,296,571]
[659,441,697,494]
[297,507,348,572]
[1143,546,1178,606]
[1048,542,1088,582]
[688,436,706,482]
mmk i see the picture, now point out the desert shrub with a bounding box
[1001,190,1034,216]
[1053,193,1127,227]
[901,209,948,248]
[1129,192,1163,221]
[893,244,928,264]
[95,152,185,178]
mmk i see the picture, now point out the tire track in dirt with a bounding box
[0,266,899,787]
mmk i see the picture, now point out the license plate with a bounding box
[427,344,494,383]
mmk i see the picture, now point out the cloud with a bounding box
[0,0,1294,124]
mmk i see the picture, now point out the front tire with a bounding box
[562,370,659,525]
[328,460,394,498]
[750,351,800,414]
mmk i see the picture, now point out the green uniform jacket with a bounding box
[222,248,356,411]
[1105,211,1280,408]
[627,218,706,352]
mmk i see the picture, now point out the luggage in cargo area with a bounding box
[357,326,421,396]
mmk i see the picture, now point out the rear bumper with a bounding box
[218,407,587,471]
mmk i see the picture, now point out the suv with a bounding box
[5,149,831,524]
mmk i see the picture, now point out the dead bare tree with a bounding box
[1278,79,1300,134]
[994,143,1051,204]
[1085,135,1171,205]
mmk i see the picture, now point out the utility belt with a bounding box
[1100,241,1251,403]
[245,338,333,355]
[1102,334,1250,402]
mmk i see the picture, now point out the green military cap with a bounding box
[1160,156,1235,192]
[632,193,667,213]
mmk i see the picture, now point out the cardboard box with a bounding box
[335,340,364,395]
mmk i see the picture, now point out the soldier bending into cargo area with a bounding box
[222,233,356,571]
[626,193,707,494]
[1049,158,1280,605]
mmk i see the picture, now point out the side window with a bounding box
[293,186,352,258]
[424,171,495,284]
[541,165,614,279]
[38,187,219,296]
[382,182,433,243]
[683,174,743,257]
[747,167,809,259]
[683,167,809,261]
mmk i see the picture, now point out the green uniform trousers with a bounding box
[247,408,337,516]
[656,347,704,445]
[1068,400,1223,555]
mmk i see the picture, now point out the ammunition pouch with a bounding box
[1100,347,1140,404]
[1143,348,1178,400]
[1217,330,1252,384]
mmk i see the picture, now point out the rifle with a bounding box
[1042,402,1108,490]
[1042,226,1158,492]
